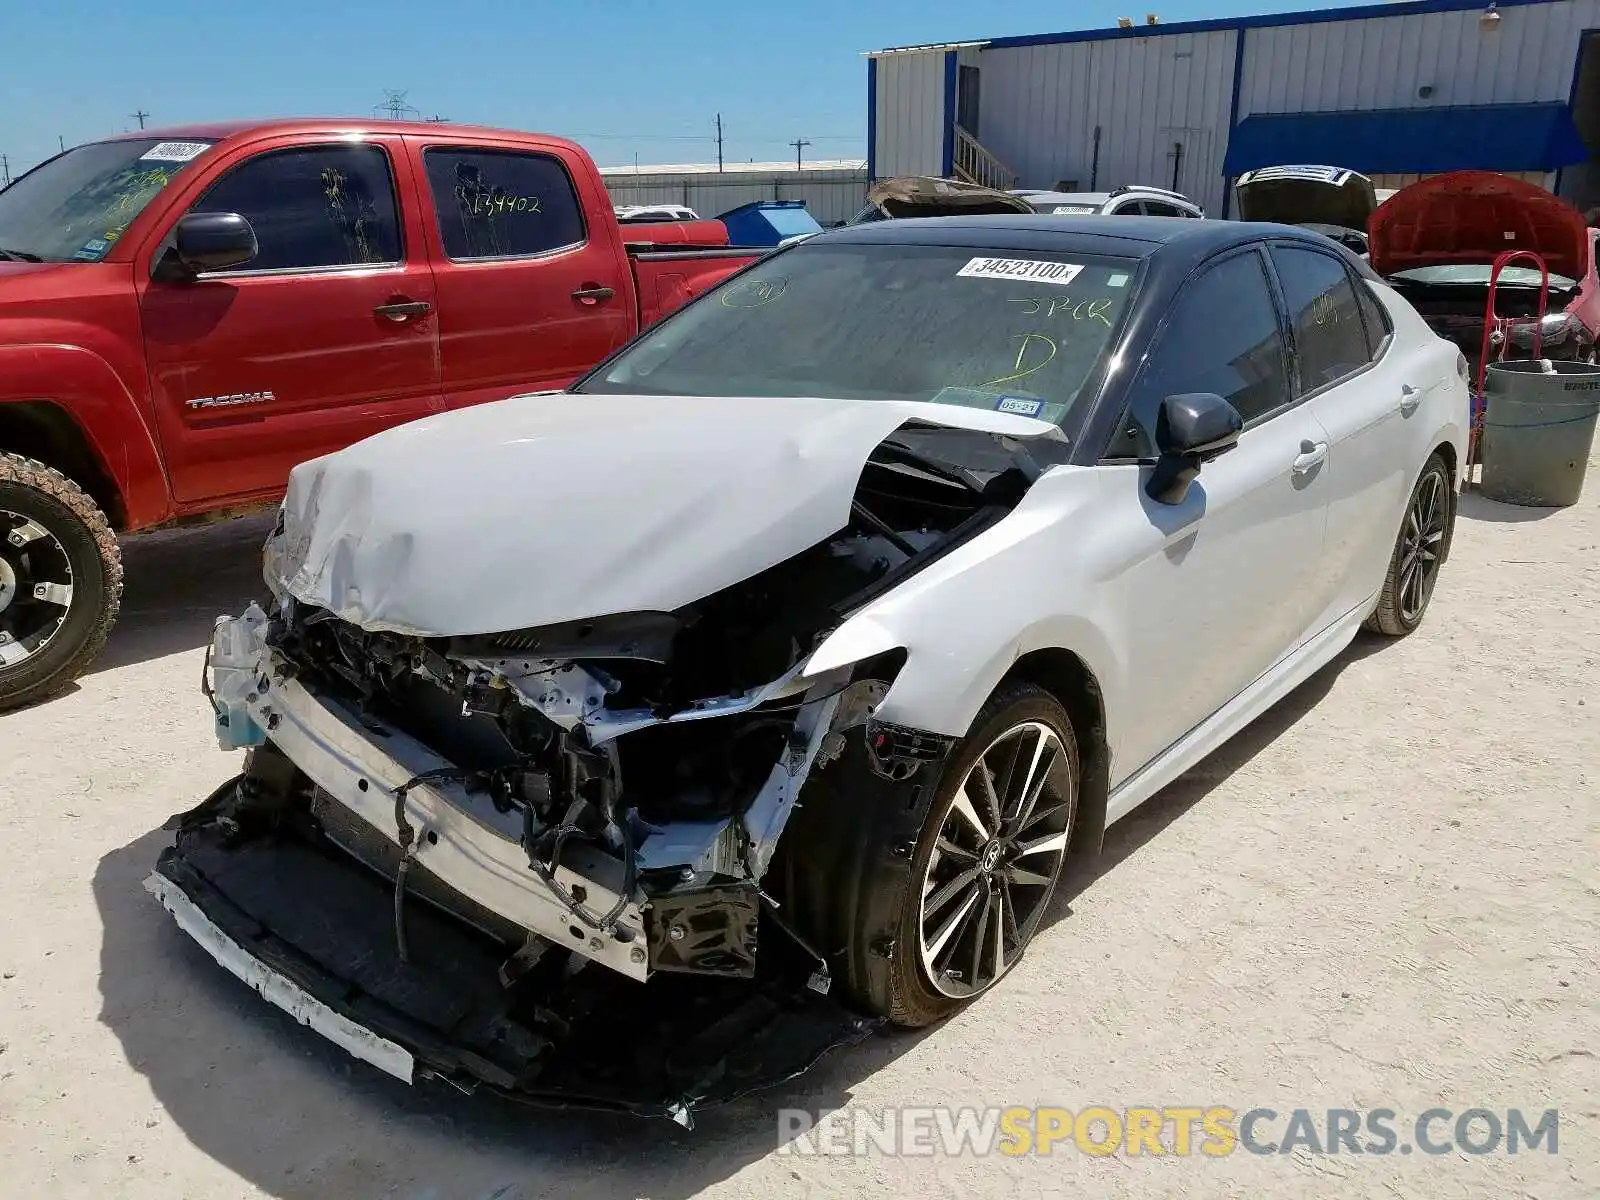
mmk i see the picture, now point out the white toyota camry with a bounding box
[149,213,1469,1118]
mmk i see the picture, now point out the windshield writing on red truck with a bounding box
[0,139,211,263]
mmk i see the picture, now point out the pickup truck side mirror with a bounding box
[153,212,258,282]
[1145,392,1244,505]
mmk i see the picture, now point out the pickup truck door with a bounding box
[408,138,635,407]
[137,134,442,504]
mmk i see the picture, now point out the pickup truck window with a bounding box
[576,241,1137,425]
[189,145,402,272]
[0,137,213,263]
[423,148,586,260]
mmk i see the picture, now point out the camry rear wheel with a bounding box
[0,454,122,712]
[1366,452,1452,637]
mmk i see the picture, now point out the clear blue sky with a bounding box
[2,0,1379,177]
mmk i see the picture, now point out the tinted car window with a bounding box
[192,145,401,271]
[424,149,586,259]
[1354,277,1393,359]
[1114,248,1290,458]
[577,242,1138,426]
[1142,201,1182,217]
[1270,245,1372,392]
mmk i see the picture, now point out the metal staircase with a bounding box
[952,125,1017,192]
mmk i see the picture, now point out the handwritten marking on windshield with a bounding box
[720,277,789,308]
[1006,295,1116,326]
[977,333,1059,391]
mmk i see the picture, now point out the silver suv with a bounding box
[1009,184,1204,218]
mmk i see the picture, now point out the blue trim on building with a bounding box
[942,51,958,177]
[873,0,1563,55]
[1224,103,1589,176]
[1221,26,1248,219]
[1555,26,1597,196]
[866,56,878,183]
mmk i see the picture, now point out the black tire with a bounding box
[0,454,122,712]
[779,681,1079,1029]
[1365,452,1453,638]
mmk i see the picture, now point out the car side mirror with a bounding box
[1145,392,1244,505]
[153,212,258,281]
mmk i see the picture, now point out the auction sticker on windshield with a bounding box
[140,141,210,163]
[957,257,1085,287]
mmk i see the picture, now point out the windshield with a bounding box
[576,241,1138,425]
[1389,264,1580,291]
[0,138,214,263]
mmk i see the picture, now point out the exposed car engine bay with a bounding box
[151,422,1062,1118]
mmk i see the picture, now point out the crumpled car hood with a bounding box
[270,391,1062,637]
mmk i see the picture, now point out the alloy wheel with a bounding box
[0,509,76,669]
[1398,469,1446,624]
[918,720,1073,1000]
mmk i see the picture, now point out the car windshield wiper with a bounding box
[0,246,44,263]
[872,438,985,494]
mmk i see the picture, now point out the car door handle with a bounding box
[1398,383,1422,414]
[1292,440,1329,473]
[572,285,616,303]
[374,299,432,321]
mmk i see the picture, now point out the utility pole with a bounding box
[715,113,724,172]
[131,109,150,130]
[790,137,811,171]
[1,155,9,187]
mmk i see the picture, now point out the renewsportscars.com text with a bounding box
[776,1106,1561,1158]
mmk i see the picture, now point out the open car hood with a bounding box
[268,391,1062,637]
[861,175,1036,219]
[1234,165,1378,231]
[1369,170,1589,280]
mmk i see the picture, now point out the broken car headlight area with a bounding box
[149,433,1040,1119]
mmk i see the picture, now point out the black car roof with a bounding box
[813,214,1380,279]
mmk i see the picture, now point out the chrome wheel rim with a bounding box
[0,509,75,669]
[1398,470,1446,623]
[918,720,1073,1000]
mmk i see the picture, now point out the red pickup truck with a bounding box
[0,119,762,710]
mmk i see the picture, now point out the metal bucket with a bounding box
[1479,359,1600,507]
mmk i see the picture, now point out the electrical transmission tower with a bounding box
[374,90,421,121]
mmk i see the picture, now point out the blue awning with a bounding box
[1223,103,1590,177]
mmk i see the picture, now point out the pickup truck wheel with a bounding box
[0,454,122,712]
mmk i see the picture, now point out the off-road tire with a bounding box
[0,454,122,712]
[1365,452,1453,638]
[778,681,1078,1029]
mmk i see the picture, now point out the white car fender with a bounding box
[804,464,1126,743]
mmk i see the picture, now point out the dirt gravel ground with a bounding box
[1,463,1596,1200]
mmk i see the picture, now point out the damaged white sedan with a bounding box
[148,215,1468,1119]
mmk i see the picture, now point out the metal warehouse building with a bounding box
[867,0,1600,217]
[600,159,868,226]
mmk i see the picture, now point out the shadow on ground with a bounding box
[94,634,1386,1199]
[92,514,277,675]
[1456,489,1566,525]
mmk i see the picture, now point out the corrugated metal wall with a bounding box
[870,0,1600,218]
[873,50,948,178]
[978,31,1240,215]
[1238,0,1600,114]
[602,168,869,226]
